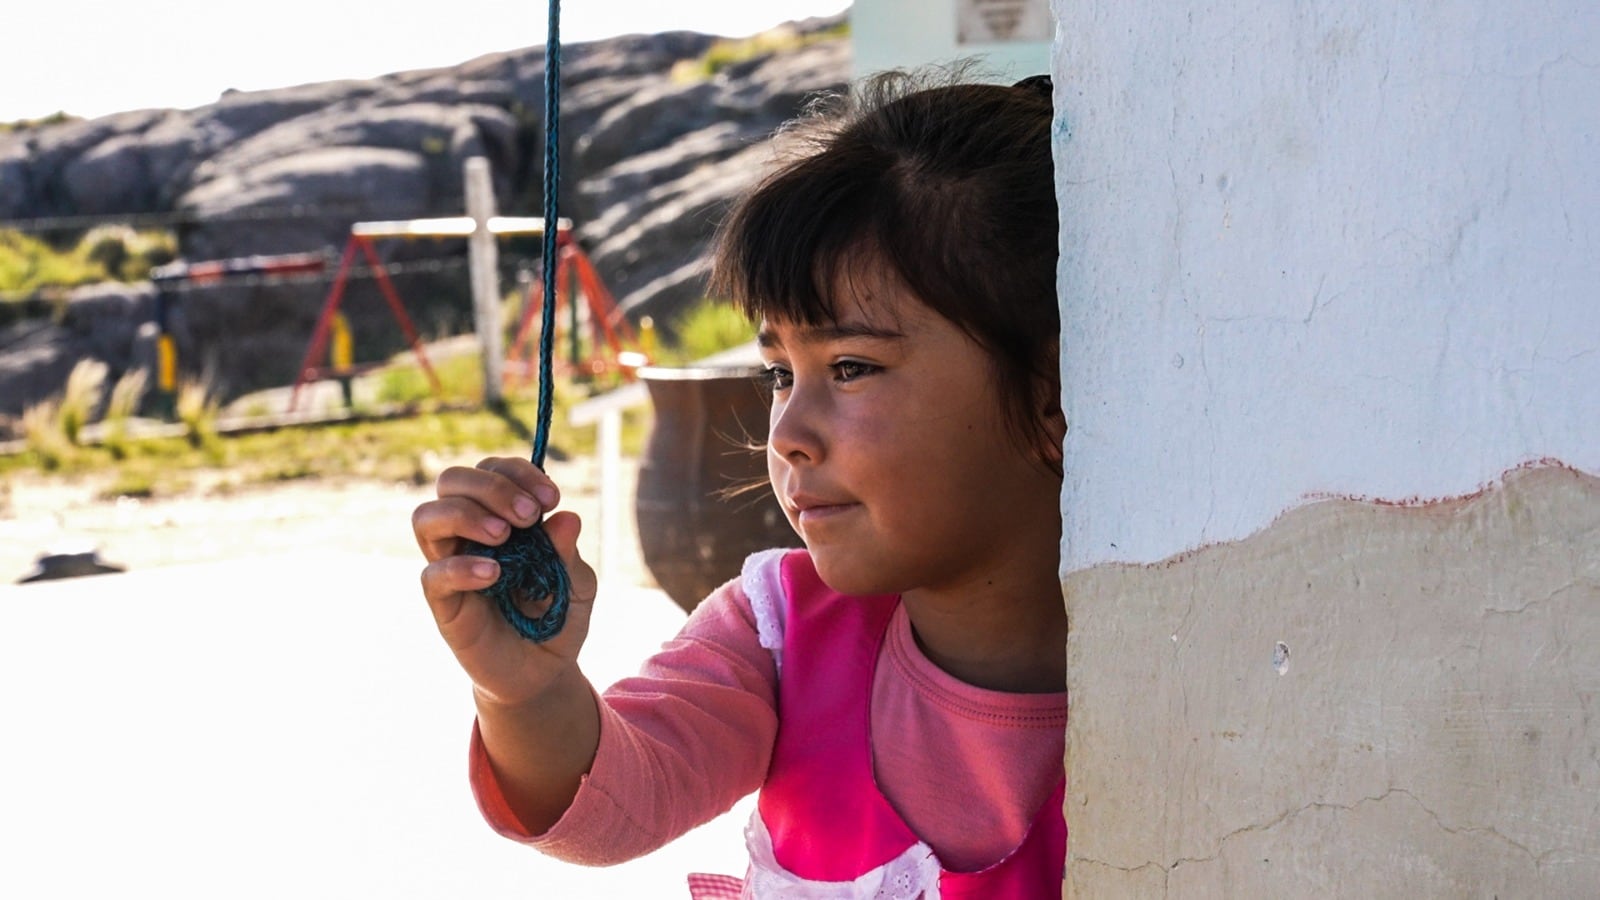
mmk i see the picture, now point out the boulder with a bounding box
[0,319,81,419]
[0,15,850,415]
[0,283,159,419]
[179,146,436,260]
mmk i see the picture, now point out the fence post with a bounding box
[465,157,505,406]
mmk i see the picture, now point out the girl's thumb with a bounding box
[542,511,597,603]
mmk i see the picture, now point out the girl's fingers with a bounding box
[419,555,501,623]
[542,510,599,602]
[430,459,562,544]
[478,457,562,510]
[412,496,513,561]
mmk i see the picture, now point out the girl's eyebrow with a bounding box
[757,322,906,348]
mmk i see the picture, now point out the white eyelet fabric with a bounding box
[741,811,942,900]
[741,549,791,675]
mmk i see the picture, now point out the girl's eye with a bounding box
[831,360,878,383]
[757,365,793,392]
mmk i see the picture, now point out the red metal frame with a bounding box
[289,235,442,412]
[508,231,640,384]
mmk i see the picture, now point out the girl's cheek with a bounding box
[835,406,891,444]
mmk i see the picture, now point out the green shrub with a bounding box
[0,111,78,133]
[671,21,850,83]
[659,298,757,364]
[0,226,180,298]
[375,350,485,406]
[0,230,96,297]
[80,225,178,282]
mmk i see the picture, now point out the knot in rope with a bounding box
[467,524,572,642]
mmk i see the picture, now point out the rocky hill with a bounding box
[0,16,848,423]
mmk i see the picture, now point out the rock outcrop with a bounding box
[0,17,849,418]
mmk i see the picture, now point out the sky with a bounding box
[0,0,851,123]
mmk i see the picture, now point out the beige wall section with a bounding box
[1063,465,1600,896]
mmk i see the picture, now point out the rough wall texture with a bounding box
[1050,1,1600,895]
[1066,466,1600,895]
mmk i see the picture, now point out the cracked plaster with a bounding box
[1048,4,1599,895]
[1061,467,1600,896]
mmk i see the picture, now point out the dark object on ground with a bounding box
[17,550,127,583]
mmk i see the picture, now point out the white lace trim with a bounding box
[741,809,942,900]
[741,549,790,675]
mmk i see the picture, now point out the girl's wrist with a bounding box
[472,663,588,716]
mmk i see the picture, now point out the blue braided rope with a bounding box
[463,0,570,643]
[474,523,571,643]
[533,0,560,469]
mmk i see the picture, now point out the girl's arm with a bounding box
[470,576,780,864]
[413,457,603,834]
[472,664,600,835]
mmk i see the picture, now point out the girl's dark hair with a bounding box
[710,67,1060,468]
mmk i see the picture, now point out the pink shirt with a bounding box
[470,565,1066,874]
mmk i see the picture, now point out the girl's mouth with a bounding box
[791,497,860,527]
[798,502,856,521]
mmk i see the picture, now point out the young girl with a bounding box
[412,70,1067,898]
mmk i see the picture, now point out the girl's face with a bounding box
[758,276,1063,599]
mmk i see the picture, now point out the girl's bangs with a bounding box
[712,146,889,327]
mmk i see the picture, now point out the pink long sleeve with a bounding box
[469,562,1067,873]
[469,578,778,866]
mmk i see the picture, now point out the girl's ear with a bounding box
[1032,350,1066,466]
[1039,393,1066,465]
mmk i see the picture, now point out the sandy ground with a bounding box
[0,456,758,898]
[0,454,652,588]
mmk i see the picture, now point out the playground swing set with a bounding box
[149,213,642,417]
[287,215,641,413]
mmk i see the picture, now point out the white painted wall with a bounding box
[1051,0,1600,571]
[1049,1,1600,890]
[1051,3,1600,894]
[852,0,1051,79]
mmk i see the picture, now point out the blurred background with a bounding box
[0,1,1051,895]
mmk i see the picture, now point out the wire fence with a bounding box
[0,197,474,236]
[148,255,477,295]
[0,201,560,304]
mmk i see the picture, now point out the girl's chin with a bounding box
[808,552,903,599]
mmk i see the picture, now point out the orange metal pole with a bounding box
[570,245,636,376]
[356,236,443,399]
[510,270,548,385]
[290,236,360,412]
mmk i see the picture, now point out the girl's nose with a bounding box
[767,385,825,465]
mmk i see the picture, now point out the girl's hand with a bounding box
[412,456,599,707]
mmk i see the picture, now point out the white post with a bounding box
[597,409,623,583]
[464,157,505,405]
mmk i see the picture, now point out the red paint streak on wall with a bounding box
[1139,458,1586,571]
[1301,456,1576,508]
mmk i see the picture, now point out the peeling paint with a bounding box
[1062,465,1600,896]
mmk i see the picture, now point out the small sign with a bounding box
[957,0,1052,44]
